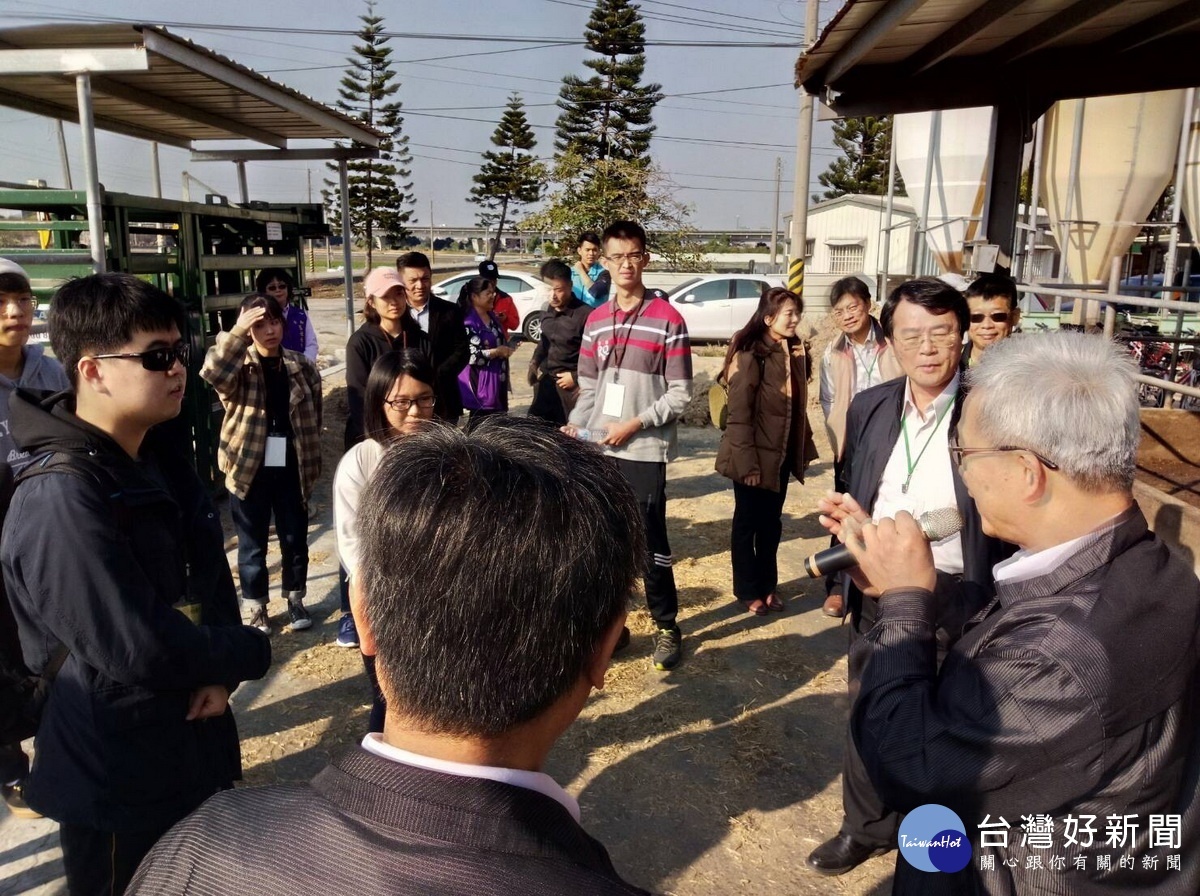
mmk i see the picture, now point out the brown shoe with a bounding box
[822,592,845,618]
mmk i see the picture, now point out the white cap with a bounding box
[0,258,31,282]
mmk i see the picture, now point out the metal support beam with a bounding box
[235,162,249,205]
[0,47,148,74]
[1102,0,1200,54]
[905,0,1029,75]
[983,102,1027,273]
[190,147,380,163]
[75,74,106,274]
[821,0,926,85]
[55,120,72,189]
[0,87,192,149]
[1162,88,1195,299]
[989,0,1126,64]
[338,160,354,336]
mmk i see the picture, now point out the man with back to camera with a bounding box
[0,273,271,896]
[821,331,1200,894]
[565,220,693,672]
[128,417,651,896]
[528,257,592,424]
[806,277,1010,877]
[817,275,902,618]
[395,251,469,423]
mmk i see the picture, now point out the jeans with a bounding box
[229,462,309,605]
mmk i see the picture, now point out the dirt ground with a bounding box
[222,294,895,895]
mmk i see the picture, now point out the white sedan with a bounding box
[666,274,784,341]
[433,269,549,341]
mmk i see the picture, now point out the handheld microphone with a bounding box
[802,507,963,578]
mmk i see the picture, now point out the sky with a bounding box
[0,0,841,230]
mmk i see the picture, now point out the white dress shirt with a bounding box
[361,733,581,822]
[409,302,431,333]
[873,374,964,574]
[819,328,889,418]
[991,515,1124,584]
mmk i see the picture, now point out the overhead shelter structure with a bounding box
[793,0,1200,275]
[0,22,381,317]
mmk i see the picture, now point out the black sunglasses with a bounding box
[969,311,1011,324]
[92,340,190,372]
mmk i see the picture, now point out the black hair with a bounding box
[239,292,284,321]
[254,267,294,297]
[456,276,493,316]
[363,349,436,444]
[395,251,431,273]
[830,276,871,306]
[964,273,1019,311]
[725,286,802,370]
[49,273,186,388]
[540,258,572,284]
[577,231,600,248]
[880,277,970,338]
[601,220,647,253]
[0,273,31,295]
[357,416,645,736]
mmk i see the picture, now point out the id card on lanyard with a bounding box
[264,435,287,467]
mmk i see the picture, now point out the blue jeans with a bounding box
[229,462,309,605]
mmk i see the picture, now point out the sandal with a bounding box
[740,599,768,616]
[764,593,785,613]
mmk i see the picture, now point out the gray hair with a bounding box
[965,332,1139,492]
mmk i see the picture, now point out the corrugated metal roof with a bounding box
[796,0,1200,117]
[0,23,382,149]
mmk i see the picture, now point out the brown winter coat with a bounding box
[715,336,819,492]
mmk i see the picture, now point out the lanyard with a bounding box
[900,392,955,494]
[855,342,879,384]
[609,296,646,382]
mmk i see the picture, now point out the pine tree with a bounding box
[814,116,904,202]
[469,95,545,260]
[554,0,663,163]
[323,2,414,269]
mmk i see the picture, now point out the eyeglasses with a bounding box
[604,252,648,264]
[893,327,960,350]
[970,312,1011,325]
[948,430,1059,471]
[831,304,865,319]
[384,395,435,412]
[91,340,190,372]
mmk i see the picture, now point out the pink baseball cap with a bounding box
[363,267,405,299]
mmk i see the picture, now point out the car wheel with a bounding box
[523,312,543,343]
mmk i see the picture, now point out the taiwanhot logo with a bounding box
[897,804,972,873]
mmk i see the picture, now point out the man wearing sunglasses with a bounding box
[962,273,1020,367]
[808,278,1010,878]
[1,273,271,896]
[822,331,1200,893]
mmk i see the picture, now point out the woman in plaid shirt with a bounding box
[202,293,323,636]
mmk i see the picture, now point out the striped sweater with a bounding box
[569,291,693,463]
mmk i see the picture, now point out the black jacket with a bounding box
[344,318,425,449]
[532,298,592,375]
[419,296,470,422]
[0,390,272,832]
[841,376,1011,631]
[129,746,650,896]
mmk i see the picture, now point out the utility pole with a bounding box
[788,0,822,309]
[56,121,73,189]
[429,200,435,261]
[770,156,782,269]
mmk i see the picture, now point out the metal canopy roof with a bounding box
[0,23,382,149]
[796,0,1200,118]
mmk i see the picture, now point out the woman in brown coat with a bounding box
[715,287,819,615]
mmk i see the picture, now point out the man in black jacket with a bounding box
[527,258,592,424]
[396,251,469,423]
[826,332,1200,894]
[129,418,649,896]
[0,274,272,896]
[807,278,1010,877]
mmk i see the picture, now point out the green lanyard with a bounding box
[855,342,879,384]
[900,393,955,494]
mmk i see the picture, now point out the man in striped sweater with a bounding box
[566,221,693,671]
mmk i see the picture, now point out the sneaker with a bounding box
[614,626,631,654]
[336,613,359,648]
[248,605,272,635]
[2,781,41,820]
[287,599,312,632]
[652,627,682,671]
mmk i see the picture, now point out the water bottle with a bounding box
[575,427,609,443]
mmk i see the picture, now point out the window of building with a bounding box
[827,243,865,274]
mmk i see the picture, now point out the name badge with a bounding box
[601,382,626,417]
[264,435,287,468]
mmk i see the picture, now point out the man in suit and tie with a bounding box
[396,251,469,424]
[807,277,1011,877]
[128,417,649,896]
